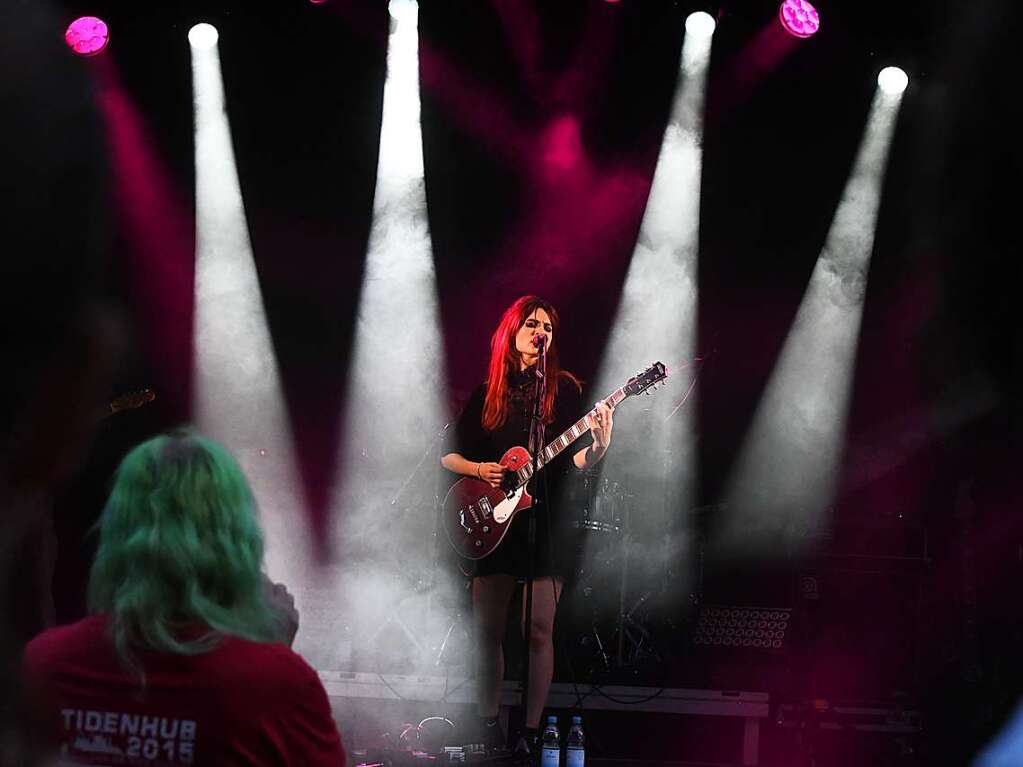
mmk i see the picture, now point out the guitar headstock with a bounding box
[624,362,667,397]
[109,388,156,414]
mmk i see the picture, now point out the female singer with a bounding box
[441,295,613,750]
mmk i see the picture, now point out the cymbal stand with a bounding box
[616,496,632,667]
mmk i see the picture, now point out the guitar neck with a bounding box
[511,387,628,487]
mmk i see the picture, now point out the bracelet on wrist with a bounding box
[475,463,482,479]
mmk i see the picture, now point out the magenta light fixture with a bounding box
[778,0,820,39]
[65,16,110,56]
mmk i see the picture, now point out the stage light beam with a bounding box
[717,73,908,557]
[298,0,449,673]
[189,27,306,590]
[589,12,716,611]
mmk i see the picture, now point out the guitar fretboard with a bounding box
[513,387,628,486]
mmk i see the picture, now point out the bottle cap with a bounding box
[572,715,582,724]
[547,715,557,724]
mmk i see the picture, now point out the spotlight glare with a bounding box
[65,16,110,56]
[877,66,909,95]
[685,11,716,38]
[779,0,820,38]
[188,23,219,49]
[388,0,418,23]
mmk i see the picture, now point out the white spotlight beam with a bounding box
[297,0,448,672]
[718,82,907,555]
[589,15,715,599]
[190,31,306,585]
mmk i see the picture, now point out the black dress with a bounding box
[448,366,592,578]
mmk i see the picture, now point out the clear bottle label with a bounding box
[541,747,560,767]
[566,747,584,767]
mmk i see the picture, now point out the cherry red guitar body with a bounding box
[442,446,534,560]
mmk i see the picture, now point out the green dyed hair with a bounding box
[88,429,279,666]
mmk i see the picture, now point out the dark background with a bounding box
[8,0,1020,764]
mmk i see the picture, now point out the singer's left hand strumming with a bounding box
[574,400,613,470]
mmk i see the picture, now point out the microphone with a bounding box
[531,334,547,350]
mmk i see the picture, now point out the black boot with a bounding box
[513,727,539,764]
[478,716,506,750]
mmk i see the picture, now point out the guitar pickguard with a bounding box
[492,486,524,524]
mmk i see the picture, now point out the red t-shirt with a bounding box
[23,614,346,767]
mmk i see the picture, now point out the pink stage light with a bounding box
[65,16,110,56]
[778,0,820,39]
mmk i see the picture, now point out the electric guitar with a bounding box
[443,362,667,560]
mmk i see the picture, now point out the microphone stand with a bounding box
[519,338,546,743]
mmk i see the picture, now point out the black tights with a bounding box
[472,574,563,729]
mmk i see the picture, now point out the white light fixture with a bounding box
[188,23,219,49]
[388,0,418,24]
[685,11,717,38]
[877,66,909,95]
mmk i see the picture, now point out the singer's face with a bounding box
[515,308,553,365]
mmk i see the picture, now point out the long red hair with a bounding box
[482,295,580,431]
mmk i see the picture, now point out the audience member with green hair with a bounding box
[23,429,345,766]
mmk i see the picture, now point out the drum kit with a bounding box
[569,470,627,536]
[564,469,669,676]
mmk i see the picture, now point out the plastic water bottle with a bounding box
[566,716,584,767]
[540,716,560,767]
